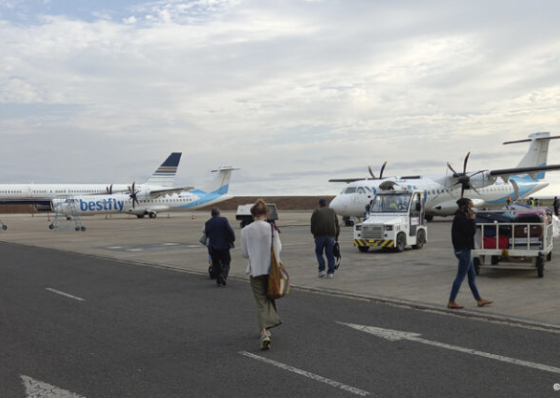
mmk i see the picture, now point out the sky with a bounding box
[1,0,560,196]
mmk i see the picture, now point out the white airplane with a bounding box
[0,152,184,211]
[329,132,560,224]
[51,166,236,219]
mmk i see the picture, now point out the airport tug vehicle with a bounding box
[472,208,554,278]
[353,189,427,252]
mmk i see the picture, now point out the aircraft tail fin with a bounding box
[200,166,237,194]
[145,153,182,187]
[504,132,560,180]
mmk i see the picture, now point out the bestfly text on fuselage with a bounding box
[79,199,125,212]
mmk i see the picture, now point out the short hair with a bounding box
[211,207,220,216]
[456,198,471,209]
[319,198,327,206]
[250,199,268,217]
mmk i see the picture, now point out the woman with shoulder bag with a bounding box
[241,199,282,350]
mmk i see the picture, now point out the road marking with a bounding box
[45,288,85,302]
[21,375,87,398]
[339,322,560,375]
[239,351,369,396]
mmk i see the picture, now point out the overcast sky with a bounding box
[1,0,560,196]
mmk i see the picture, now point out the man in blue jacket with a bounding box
[205,207,236,286]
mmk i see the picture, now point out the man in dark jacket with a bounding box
[205,207,235,286]
[447,198,492,309]
[310,198,340,279]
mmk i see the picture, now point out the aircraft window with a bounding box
[365,187,373,193]
[345,187,357,194]
[357,187,365,194]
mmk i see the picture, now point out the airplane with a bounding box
[51,166,236,219]
[329,132,560,225]
[0,153,183,211]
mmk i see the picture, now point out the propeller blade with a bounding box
[463,152,471,174]
[447,162,459,176]
[379,161,387,179]
[368,166,375,179]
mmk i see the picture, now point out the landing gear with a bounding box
[148,212,157,219]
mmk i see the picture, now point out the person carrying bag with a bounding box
[241,199,284,350]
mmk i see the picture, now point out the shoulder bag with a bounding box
[268,224,289,299]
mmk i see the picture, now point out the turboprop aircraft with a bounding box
[329,132,560,224]
[51,166,236,219]
[0,152,183,211]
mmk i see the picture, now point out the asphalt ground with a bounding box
[0,211,559,331]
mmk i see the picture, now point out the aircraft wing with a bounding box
[487,164,560,179]
[148,186,194,198]
[328,178,365,183]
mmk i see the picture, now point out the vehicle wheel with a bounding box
[473,257,481,275]
[547,252,552,261]
[491,255,499,265]
[537,255,544,278]
[395,233,406,252]
[358,246,369,253]
[1,225,6,230]
[412,229,426,250]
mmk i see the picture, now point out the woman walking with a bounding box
[241,199,282,350]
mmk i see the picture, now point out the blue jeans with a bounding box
[449,250,481,302]
[315,236,336,274]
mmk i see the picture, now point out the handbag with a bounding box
[199,233,208,245]
[268,224,289,299]
[333,241,341,270]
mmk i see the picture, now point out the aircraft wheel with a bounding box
[547,252,552,261]
[75,227,80,231]
[425,214,434,222]
[81,226,86,231]
[395,233,406,252]
[358,246,369,253]
[137,214,145,219]
[1,225,6,230]
[149,212,157,219]
[49,224,54,230]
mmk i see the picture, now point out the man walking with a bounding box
[311,198,340,279]
[447,198,492,309]
[205,207,235,286]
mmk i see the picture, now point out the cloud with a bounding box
[0,0,559,196]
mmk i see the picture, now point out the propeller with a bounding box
[368,161,387,180]
[447,152,484,197]
[106,184,113,195]
[129,182,140,208]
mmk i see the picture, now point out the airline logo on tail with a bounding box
[145,152,182,187]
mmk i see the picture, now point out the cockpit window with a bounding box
[344,187,357,194]
[357,187,366,194]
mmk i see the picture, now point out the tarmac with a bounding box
[1,211,559,331]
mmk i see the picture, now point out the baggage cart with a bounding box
[472,208,553,277]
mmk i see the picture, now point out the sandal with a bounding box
[477,299,493,307]
[447,301,464,309]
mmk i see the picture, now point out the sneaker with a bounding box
[318,270,327,278]
[327,273,334,279]
[260,335,271,350]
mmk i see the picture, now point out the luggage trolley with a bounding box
[472,208,554,278]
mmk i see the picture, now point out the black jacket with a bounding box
[451,210,476,250]
[205,216,235,251]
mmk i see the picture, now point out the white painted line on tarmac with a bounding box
[45,288,85,302]
[21,375,87,397]
[340,322,560,375]
[239,351,370,396]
